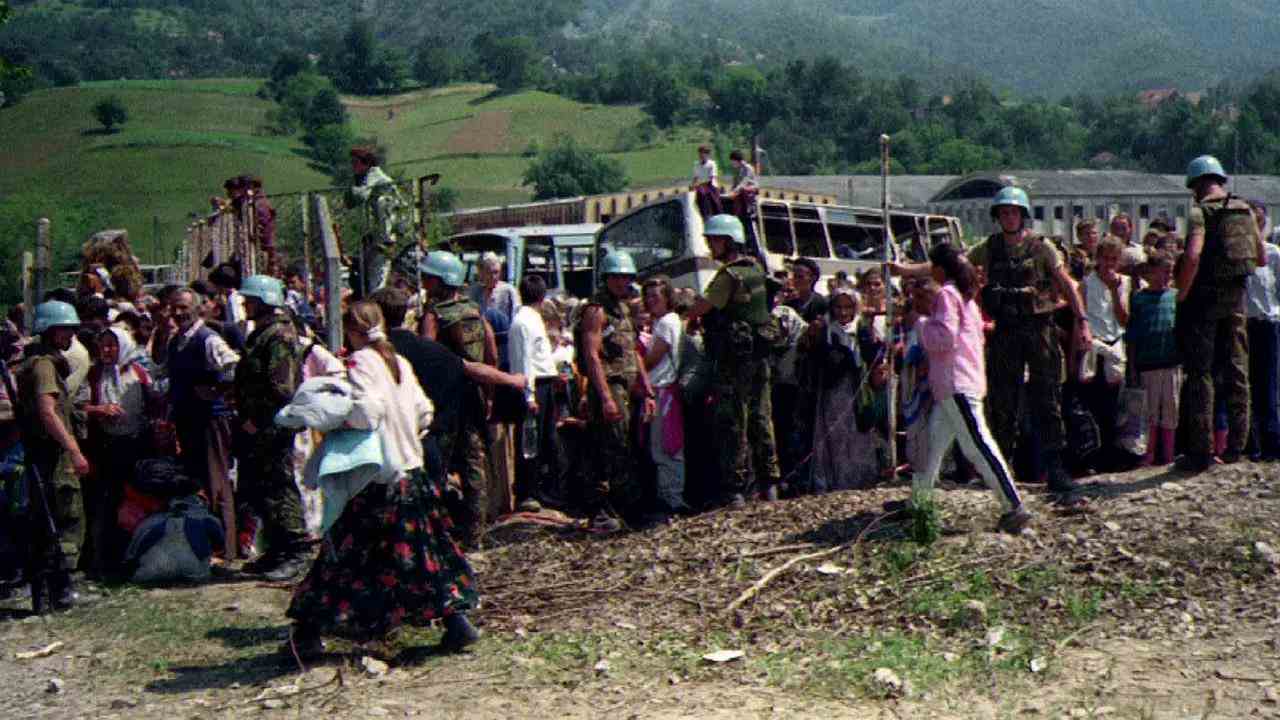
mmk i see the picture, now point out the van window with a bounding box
[761,202,792,255]
[523,237,557,289]
[826,208,888,260]
[597,200,685,274]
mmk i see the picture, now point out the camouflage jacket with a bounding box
[233,315,300,432]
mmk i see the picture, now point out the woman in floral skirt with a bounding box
[286,300,480,658]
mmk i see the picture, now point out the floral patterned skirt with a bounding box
[286,469,478,642]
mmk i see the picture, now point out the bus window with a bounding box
[760,202,792,255]
[828,223,885,260]
[523,237,557,289]
[596,199,685,275]
[793,209,831,258]
[558,246,594,298]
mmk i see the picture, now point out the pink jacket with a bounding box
[919,283,987,400]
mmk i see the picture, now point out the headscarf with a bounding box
[97,326,138,406]
[826,288,862,355]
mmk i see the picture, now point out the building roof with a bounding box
[762,175,957,210]
[931,170,1189,203]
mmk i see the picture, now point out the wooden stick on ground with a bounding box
[725,513,890,615]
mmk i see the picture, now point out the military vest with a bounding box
[434,297,486,363]
[16,344,71,449]
[980,233,1056,319]
[588,289,638,380]
[707,257,777,358]
[1199,194,1258,285]
[235,316,299,427]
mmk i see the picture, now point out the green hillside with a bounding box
[0,79,704,268]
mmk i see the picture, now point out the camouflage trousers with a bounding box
[1177,307,1249,457]
[986,315,1066,459]
[713,357,780,497]
[436,424,489,548]
[26,447,83,577]
[585,379,642,517]
[237,428,308,557]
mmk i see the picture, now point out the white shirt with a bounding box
[1084,271,1129,343]
[648,312,683,387]
[692,159,717,186]
[508,305,557,403]
[1246,242,1280,321]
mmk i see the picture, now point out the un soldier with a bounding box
[1176,156,1263,471]
[234,275,307,581]
[687,214,782,507]
[18,301,91,613]
[422,251,497,548]
[578,251,656,531]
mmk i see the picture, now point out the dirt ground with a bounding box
[3,461,1280,719]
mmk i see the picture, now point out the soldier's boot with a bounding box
[261,550,309,583]
[48,572,84,612]
[1045,451,1088,510]
[29,575,50,616]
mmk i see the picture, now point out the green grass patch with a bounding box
[90,129,300,157]
[79,78,266,97]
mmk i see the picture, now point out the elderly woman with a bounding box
[808,288,889,491]
[287,301,479,659]
[84,327,158,574]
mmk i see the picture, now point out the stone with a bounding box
[871,667,905,697]
[46,678,64,694]
[360,656,389,677]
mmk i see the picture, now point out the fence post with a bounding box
[311,194,344,352]
[22,251,34,332]
[34,218,51,305]
[300,193,312,297]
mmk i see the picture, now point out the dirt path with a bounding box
[3,462,1280,718]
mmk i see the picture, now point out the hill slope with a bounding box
[0,80,700,269]
[5,0,1280,96]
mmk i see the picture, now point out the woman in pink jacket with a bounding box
[913,243,1031,534]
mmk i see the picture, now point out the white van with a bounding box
[594,191,962,292]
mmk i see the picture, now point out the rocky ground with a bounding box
[2,461,1279,719]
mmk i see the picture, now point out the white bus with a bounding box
[594,191,963,292]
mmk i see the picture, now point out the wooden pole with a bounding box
[300,193,312,298]
[34,218,51,305]
[311,194,344,352]
[879,134,898,473]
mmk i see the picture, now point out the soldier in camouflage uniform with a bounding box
[967,188,1091,506]
[234,276,307,581]
[348,147,412,297]
[687,215,781,507]
[578,251,655,531]
[18,301,91,613]
[1176,156,1263,471]
[421,251,497,549]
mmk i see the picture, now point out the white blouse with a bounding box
[346,347,434,479]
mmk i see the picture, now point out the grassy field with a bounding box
[0,79,705,266]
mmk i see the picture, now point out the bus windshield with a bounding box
[595,199,686,275]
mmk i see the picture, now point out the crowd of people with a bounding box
[0,151,1265,661]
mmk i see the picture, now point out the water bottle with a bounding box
[521,413,539,460]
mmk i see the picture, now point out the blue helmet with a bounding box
[239,274,285,307]
[704,214,746,245]
[1186,155,1227,189]
[599,250,638,277]
[420,250,466,287]
[990,186,1031,219]
[33,300,80,334]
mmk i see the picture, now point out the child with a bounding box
[910,243,1030,533]
[1126,250,1181,465]
[1082,236,1131,467]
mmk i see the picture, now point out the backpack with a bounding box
[1201,194,1259,282]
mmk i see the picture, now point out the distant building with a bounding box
[927,170,1190,239]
